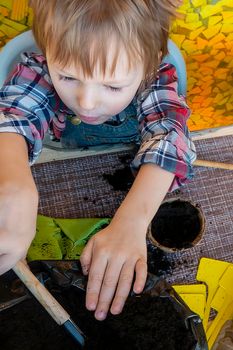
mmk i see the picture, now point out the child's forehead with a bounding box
[47,43,144,80]
[52,60,143,82]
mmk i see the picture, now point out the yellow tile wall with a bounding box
[0,0,232,132]
[0,0,32,46]
[171,0,233,131]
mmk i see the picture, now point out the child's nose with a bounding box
[77,86,99,111]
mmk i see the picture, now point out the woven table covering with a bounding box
[32,135,233,285]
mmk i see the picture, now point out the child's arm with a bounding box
[81,163,174,321]
[132,62,196,191]
[0,53,62,164]
[0,133,38,274]
[0,53,61,274]
[80,63,196,320]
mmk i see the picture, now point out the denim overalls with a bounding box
[60,101,140,148]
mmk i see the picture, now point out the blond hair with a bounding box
[30,0,176,82]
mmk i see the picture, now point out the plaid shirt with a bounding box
[0,53,196,190]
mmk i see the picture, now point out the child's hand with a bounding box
[80,163,174,321]
[0,185,38,275]
[80,219,147,321]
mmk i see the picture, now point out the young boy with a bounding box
[0,0,195,321]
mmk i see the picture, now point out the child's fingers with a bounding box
[133,257,147,294]
[0,237,26,275]
[94,261,123,320]
[85,254,108,312]
[110,261,135,315]
[80,238,94,275]
[0,253,19,275]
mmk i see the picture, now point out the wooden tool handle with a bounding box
[194,159,233,170]
[13,260,70,325]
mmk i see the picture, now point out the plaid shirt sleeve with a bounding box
[0,53,62,164]
[132,63,196,191]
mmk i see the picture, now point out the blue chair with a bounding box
[164,39,187,96]
[0,30,187,95]
[0,30,40,88]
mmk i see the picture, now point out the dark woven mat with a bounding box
[32,135,233,285]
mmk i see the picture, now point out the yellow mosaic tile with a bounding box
[172,0,233,131]
[0,0,32,47]
[0,0,232,132]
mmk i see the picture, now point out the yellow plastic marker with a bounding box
[207,266,233,349]
[173,284,207,320]
[196,258,231,331]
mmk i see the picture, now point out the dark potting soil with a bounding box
[0,288,196,350]
[147,241,174,276]
[103,165,134,191]
[151,200,202,249]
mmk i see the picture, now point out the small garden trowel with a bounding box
[12,260,86,348]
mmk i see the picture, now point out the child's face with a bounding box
[47,47,144,125]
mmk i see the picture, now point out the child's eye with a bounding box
[59,75,75,81]
[107,86,122,92]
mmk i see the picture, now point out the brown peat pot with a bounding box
[147,198,206,253]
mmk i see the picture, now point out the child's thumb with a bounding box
[80,238,94,275]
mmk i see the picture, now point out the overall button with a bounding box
[71,116,82,125]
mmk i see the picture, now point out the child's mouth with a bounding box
[79,114,100,124]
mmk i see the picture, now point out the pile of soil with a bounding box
[147,241,174,276]
[151,199,202,249]
[0,287,197,350]
[103,166,134,191]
